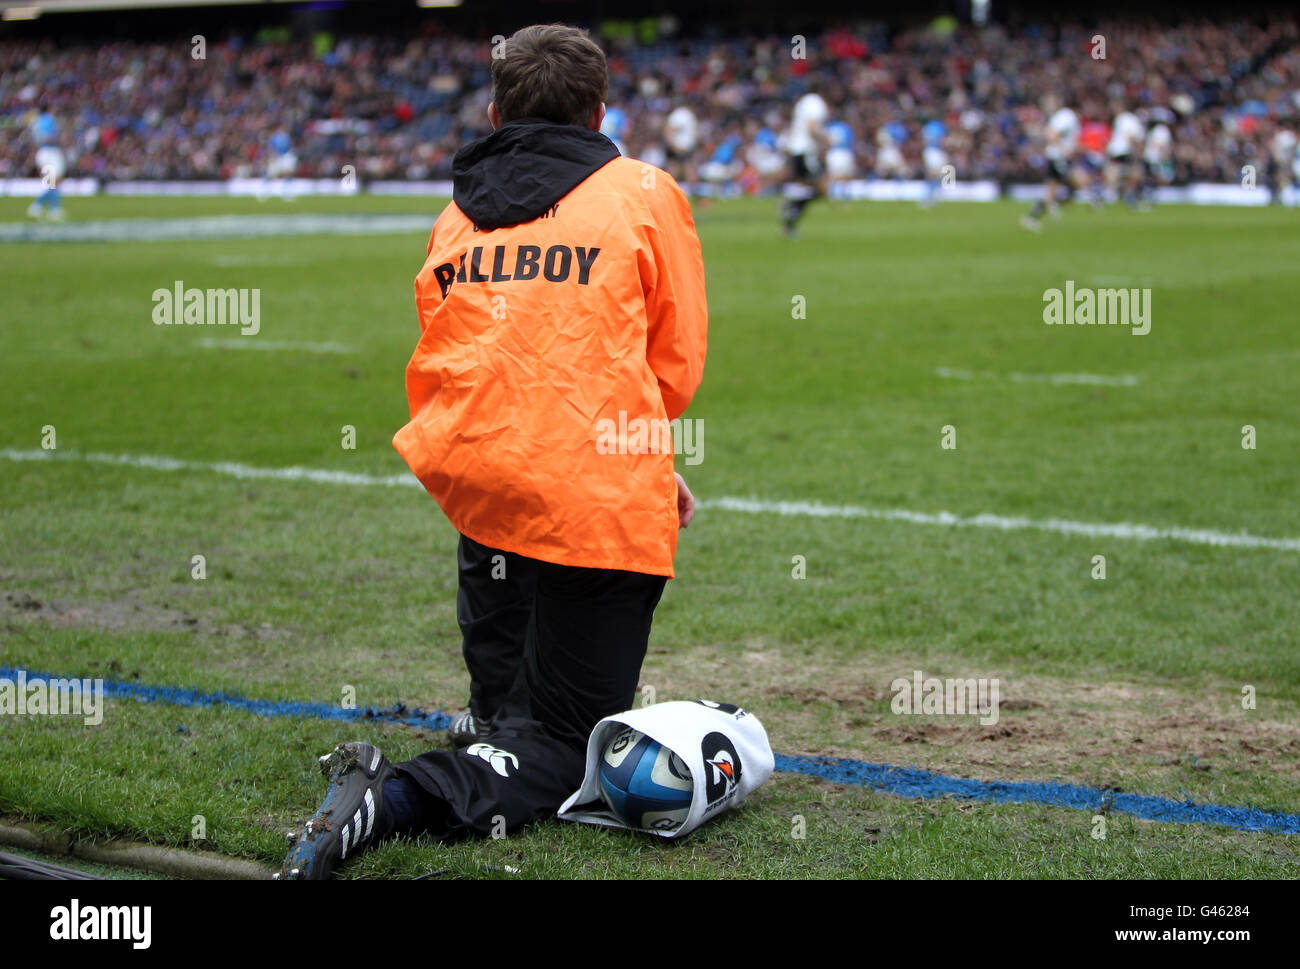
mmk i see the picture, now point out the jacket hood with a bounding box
[452,119,621,231]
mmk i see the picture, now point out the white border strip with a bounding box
[3,448,1296,552]
[936,367,1139,387]
[699,496,1300,551]
[0,448,420,489]
[195,338,353,354]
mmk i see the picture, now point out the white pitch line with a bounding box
[0,448,420,489]
[210,254,311,267]
[3,448,1296,552]
[936,367,1138,387]
[195,338,353,354]
[699,497,1300,551]
[1088,275,1158,287]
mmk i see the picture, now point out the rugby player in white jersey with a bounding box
[781,88,830,238]
[1142,110,1175,202]
[1021,96,1080,231]
[664,101,700,197]
[1106,103,1147,208]
[1270,124,1297,205]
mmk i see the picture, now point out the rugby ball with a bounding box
[598,727,693,832]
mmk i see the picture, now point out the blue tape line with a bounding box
[5,666,1297,835]
[0,665,452,732]
[775,754,1300,835]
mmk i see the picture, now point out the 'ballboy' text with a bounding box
[432,245,600,298]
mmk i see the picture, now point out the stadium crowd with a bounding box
[1,17,1298,187]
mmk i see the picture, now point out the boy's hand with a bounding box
[675,472,695,529]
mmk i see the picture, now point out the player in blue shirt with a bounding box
[28,110,67,221]
[921,119,949,208]
[261,129,298,201]
[699,132,744,198]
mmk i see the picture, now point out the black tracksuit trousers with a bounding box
[391,534,667,841]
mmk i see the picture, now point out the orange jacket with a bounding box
[394,131,707,577]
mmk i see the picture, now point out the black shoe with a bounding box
[448,710,482,748]
[275,742,394,880]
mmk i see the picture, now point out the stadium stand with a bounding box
[1,18,1297,186]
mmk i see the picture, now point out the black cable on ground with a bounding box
[0,850,105,880]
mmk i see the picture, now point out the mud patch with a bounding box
[2,591,282,641]
[874,719,1065,746]
[647,642,1300,799]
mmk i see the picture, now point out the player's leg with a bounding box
[452,533,537,744]
[684,157,703,204]
[779,157,797,231]
[667,148,694,199]
[276,740,398,880]
[278,554,665,878]
[1124,159,1145,209]
[30,177,54,219]
[1140,159,1156,206]
[921,174,936,208]
[502,556,665,748]
[781,155,819,237]
[1103,157,1120,202]
[47,162,65,219]
[1269,157,1291,205]
[1114,157,1136,207]
[921,167,939,208]
[1023,166,1065,228]
[1065,162,1090,209]
[388,559,667,840]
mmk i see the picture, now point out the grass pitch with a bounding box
[1,195,1297,878]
